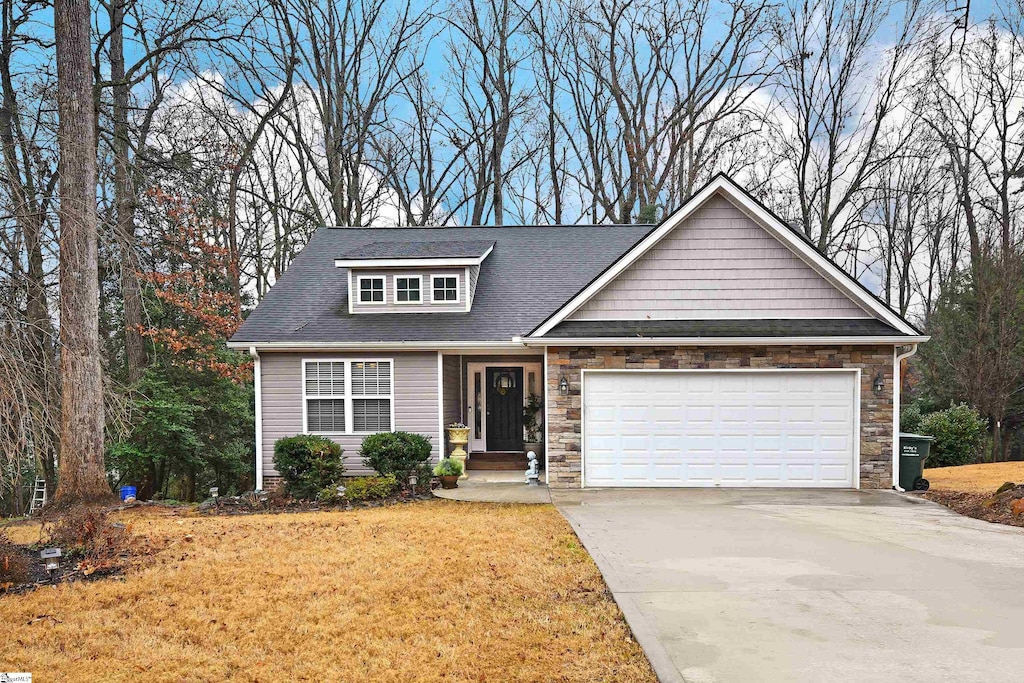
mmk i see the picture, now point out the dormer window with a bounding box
[359,276,384,303]
[432,274,460,303]
[338,239,493,315]
[395,276,421,303]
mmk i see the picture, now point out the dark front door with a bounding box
[486,367,524,451]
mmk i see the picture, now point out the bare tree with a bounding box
[769,0,931,259]
[281,0,427,227]
[370,65,471,225]
[97,0,237,381]
[445,0,534,225]
[556,0,777,223]
[915,4,1024,459]
[0,0,60,491]
[861,130,947,316]
[186,0,298,310]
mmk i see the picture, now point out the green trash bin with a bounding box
[899,432,934,491]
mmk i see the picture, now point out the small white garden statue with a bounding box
[525,450,540,486]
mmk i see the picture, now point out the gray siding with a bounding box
[259,351,441,477]
[441,354,463,456]
[350,268,467,314]
[468,265,480,307]
[570,194,871,321]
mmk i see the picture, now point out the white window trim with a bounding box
[429,273,461,304]
[393,274,423,305]
[301,358,396,436]
[356,275,385,305]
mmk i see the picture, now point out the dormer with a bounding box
[336,239,494,314]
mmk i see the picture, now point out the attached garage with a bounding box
[582,370,859,488]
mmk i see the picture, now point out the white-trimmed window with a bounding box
[303,359,393,434]
[431,274,460,303]
[395,276,421,303]
[358,276,384,303]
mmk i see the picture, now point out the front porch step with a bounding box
[467,460,527,470]
[466,452,529,470]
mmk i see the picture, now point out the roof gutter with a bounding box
[227,339,533,352]
[520,335,930,347]
[230,335,930,351]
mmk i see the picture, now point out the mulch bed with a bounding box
[0,544,130,597]
[922,484,1024,528]
[193,489,436,516]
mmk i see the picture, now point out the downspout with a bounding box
[249,346,264,491]
[892,344,918,491]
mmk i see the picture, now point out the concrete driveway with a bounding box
[551,489,1024,683]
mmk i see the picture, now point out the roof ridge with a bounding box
[325,223,653,230]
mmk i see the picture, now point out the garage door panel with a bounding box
[819,463,851,480]
[583,371,857,488]
[620,434,649,450]
[781,464,815,482]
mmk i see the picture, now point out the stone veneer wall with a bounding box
[546,345,895,489]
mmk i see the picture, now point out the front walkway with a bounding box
[552,488,1024,683]
[432,469,550,504]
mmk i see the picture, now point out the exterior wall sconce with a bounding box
[558,374,570,396]
[873,373,885,394]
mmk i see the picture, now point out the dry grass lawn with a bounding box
[0,502,656,683]
[925,462,1024,494]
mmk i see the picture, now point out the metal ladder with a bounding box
[29,477,47,514]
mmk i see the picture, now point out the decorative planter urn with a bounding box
[447,427,470,456]
[446,427,471,480]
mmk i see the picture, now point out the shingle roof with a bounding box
[544,319,903,338]
[338,239,495,260]
[231,225,652,344]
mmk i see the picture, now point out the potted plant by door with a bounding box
[433,458,464,489]
[446,421,471,478]
[523,393,544,459]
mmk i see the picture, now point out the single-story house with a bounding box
[228,175,927,490]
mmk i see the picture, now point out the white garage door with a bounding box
[583,370,858,488]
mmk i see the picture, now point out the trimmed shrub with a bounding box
[433,458,463,477]
[360,432,432,479]
[900,402,923,434]
[316,485,343,505]
[273,435,344,500]
[919,404,988,467]
[343,475,398,502]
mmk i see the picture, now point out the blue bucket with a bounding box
[119,485,137,501]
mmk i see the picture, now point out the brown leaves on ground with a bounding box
[0,530,32,585]
[0,502,656,683]
[1,506,163,594]
[921,463,1024,527]
[923,483,1024,528]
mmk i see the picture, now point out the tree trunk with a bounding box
[52,0,110,507]
[109,0,146,383]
